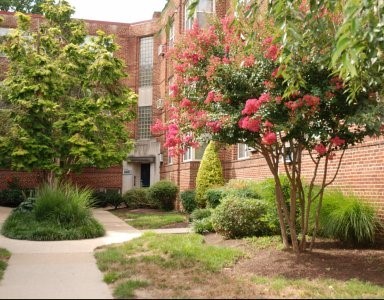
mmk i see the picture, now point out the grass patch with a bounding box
[95,232,244,298]
[114,280,149,299]
[251,276,384,298]
[245,235,284,250]
[0,248,11,281]
[111,210,188,229]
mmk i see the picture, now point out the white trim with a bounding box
[237,143,250,160]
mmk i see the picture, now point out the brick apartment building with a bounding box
[0,0,383,222]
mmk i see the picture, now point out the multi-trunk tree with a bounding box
[0,0,137,183]
[153,1,384,252]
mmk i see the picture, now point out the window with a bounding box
[138,106,152,139]
[185,0,214,30]
[168,150,174,165]
[139,36,154,87]
[168,21,175,48]
[238,143,250,160]
[183,143,207,162]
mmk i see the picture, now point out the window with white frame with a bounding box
[184,0,214,30]
[238,143,250,160]
[183,143,207,162]
[168,21,175,48]
[138,106,152,139]
[168,149,174,165]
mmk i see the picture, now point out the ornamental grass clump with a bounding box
[1,182,105,241]
[313,190,380,245]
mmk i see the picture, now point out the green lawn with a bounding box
[111,209,188,229]
[95,233,384,299]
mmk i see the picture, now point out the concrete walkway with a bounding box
[0,207,190,299]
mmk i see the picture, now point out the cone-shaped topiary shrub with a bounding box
[195,141,225,207]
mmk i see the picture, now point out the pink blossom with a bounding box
[242,98,259,115]
[150,119,166,135]
[264,120,274,128]
[169,84,179,98]
[262,37,273,46]
[264,44,279,61]
[262,132,277,145]
[330,136,345,147]
[314,144,327,155]
[180,98,192,108]
[303,94,320,107]
[207,121,222,133]
[242,54,255,67]
[205,91,216,104]
[238,116,261,132]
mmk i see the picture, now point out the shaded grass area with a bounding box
[0,248,11,281]
[95,232,244,298]
[111,209,188,229]
[1,210,105,241]
[95,233,384,299]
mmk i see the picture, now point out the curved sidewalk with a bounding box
[0,207,142,299]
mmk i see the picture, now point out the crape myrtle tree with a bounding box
[0,0,137,183]
[152,1,384,252]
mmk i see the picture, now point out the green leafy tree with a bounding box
[153,5,384,252]
[0,0,44,13]
[0,0,137,183]
[195,141,225,207]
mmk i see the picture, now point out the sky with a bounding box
[66,0,168,23]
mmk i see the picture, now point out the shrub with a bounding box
[205,187,225,208]
[312,190,380,245]
[195,141,225,207]
[192,216,215,234]
[0,177,24,207]
[180,190,197,213]
[189,208,212,222]
[211,196,270,239]
[123,188,156,209]
[148,180,178,211]
[91,190,109,208]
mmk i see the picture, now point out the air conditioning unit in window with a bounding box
[156,98,164,109]
[247,146,257,153]
[158,44,167,56]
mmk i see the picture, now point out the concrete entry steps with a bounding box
[0,207,191,299]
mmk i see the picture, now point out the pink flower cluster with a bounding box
[204,91,223,104]
[284,94,320,112]
[262,132,277,145]
[241,93,271,115]
[314,143,327,155]
[164,124,181,148]
[262,37,279,61]
[330,136,345,147]
[238,116,261,132]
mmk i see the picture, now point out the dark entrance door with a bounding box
[141,163,150,187]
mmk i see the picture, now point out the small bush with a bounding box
[91,191,109,208]
[180,190,197,213]
[123,188,155,209]
[313,190,380,245]
[195,141,225,207]
[189,208,212,222]
[15,197,36,213]
[0,177,24,207]
[148,180,178,211]
[211,196,270,239]
[193,217,215,234]
[104,190,123,209]
[205,187,225,208]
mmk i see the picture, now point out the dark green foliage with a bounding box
[189,208,212,222]
[122,188,157,209]
[0,0,44,13]
[205,187,225,208]
[211,196,270,239]
[195,141,225,207]
[192,217,215,234]
[147,181,178,211]
[180,190,197,213]
[313,190,380,245]
[104,190,123,210]
[0,177,24,207]
[91,191,110,208]
[15,197,36,213]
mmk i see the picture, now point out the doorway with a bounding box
[140,163,150,187]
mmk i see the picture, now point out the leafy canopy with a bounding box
[0,0,137,176]
[0,0,44,13]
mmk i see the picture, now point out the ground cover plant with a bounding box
[0,248,11,281]
[111,209,188,230]
[1,182,105,240]
[95,232,384,299]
